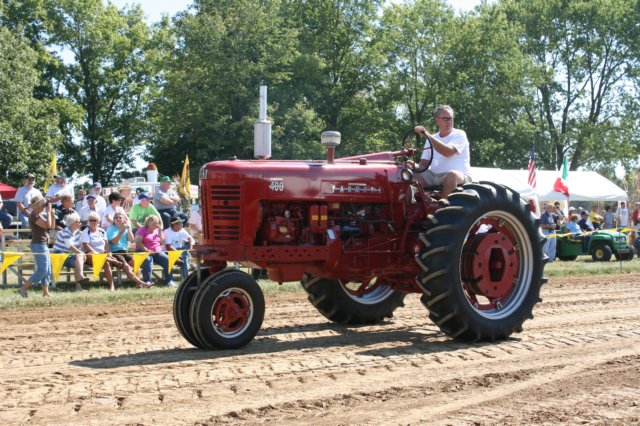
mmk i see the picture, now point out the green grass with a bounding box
[543,256,640,277]
[1,257,637,310]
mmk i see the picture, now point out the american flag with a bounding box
[527,143,537,189]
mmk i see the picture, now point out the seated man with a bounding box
[153,176,188,229]
[164,215,195,279]
[577,211,594,232]
[413,105,472,199]
[0,193,12,229]
[566,213,590,252]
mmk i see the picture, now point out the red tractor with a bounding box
[174,90,546,350]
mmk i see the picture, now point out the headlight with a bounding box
[400,168,414,182]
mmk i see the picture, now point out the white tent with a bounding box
[469,167,627,203]
[510,170,628,202]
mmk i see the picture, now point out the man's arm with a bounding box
[414,126,460,158]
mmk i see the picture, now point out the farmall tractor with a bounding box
[174,87,546,349]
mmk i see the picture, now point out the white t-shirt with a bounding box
[15,186,42,214]
[82,194,107,211]
[79,205,106,223]
[618,208,630,227]
[164,228,192,249]
[421,128,470,175]
[46,183,75,206]
[102,205,127,227]
[79,227,107,253]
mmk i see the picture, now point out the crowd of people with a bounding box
[540,201,638,262]
[4,172,202,298]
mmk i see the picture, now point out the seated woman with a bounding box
[52,213,90,291]
[106,212,152,288]
[135,215,175,287]
[566,214,590,252]
[80,212,116,291]
[54,193,76,230]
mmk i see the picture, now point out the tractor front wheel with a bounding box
[415,182,546,342]
[301,274,406,324]
[189,270,265,349]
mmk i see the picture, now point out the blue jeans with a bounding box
[542,231,556,261]
[0,211,11,229]
[141,252,172,285]
[29,243,51,286]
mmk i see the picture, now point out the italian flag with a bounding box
[553,154,569,197]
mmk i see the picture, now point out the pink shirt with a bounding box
[135,227,162,253]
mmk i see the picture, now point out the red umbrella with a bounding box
[0,182,17,199]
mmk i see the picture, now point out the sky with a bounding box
[110,0,486,23]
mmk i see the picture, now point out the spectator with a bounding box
[46,172,74,207]
[617,201,630,229]
[54,193,76,229]
[632,202,640,238]
[80,212,115,291]
[554,201,566,225]
[79,194,105,226]
[128,192,161,232]
[106,212,152,288]
[132,187,146,206]
[52,212,90,291]
[18,195,55,298]
[540,203,557,262]
[119,183,134,213]
[154,176,188,229]
[75,188,87,211]
[15,173,42,227]
[82,182,107,211]
[588,205,603,230]
[102,192,127,229]
[135,215,175,287]
[603,205,615,229]
[164,215,195,279]
[188,204,202,242]
[0,193,12,229]
[566,213,591,252]
[577,211,594,232]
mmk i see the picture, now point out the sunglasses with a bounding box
[88,219,99,222]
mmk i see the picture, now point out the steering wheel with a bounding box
[401,128,433,174]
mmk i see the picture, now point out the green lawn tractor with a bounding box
[556,228,634,262]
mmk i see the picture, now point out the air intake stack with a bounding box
[254,85,272,159]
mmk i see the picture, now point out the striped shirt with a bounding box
[53,227,81,253]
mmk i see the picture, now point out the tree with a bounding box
[148,0,299,174]
[47,0,156,184]
[501,0,640,172]
[0,26,61,186]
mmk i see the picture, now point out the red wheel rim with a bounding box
[211,288,253,337]
[460,214,531,317]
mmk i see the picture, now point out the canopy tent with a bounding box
[0,182,17,199]
[469,167,627,203]
[510,170,628,202]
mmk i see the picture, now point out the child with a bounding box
[164,216,195,279]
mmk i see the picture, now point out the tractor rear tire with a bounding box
[189,270,265,349]
[301,274,406,325]
[415,182,546,342]
[591,244,612,262]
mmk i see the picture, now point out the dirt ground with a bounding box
[1,273,639,425]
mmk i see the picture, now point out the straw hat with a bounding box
[28,194,46,208]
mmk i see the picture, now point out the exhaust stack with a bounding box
[254,85,272,159]
[320,131,341,164]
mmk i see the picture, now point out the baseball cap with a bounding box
[55,172,67,179]
[25,172,36,179]
[160,176,172,183]
[86,194,97,200]
[92,182,102,189]
[170,215,183,225]
[136,187,148,194]
[138,193,151,200]
[119,182,131,190]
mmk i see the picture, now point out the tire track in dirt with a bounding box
[1,274,640,424]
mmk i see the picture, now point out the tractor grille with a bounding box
[204,184,242,244]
